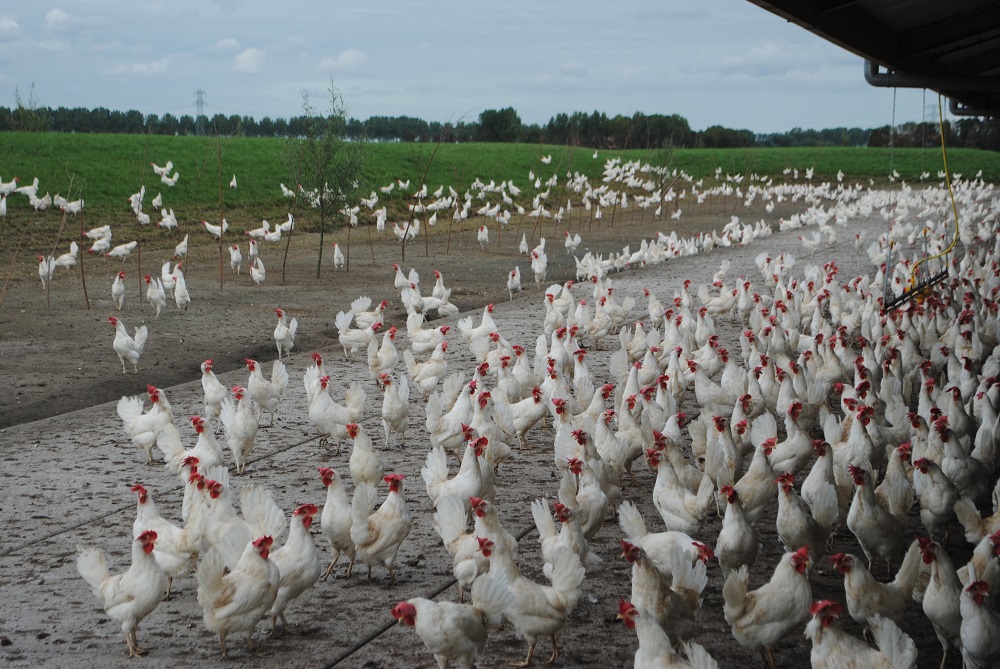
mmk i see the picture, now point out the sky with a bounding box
[0,1,938,135]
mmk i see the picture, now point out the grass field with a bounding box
[2,132,998,222]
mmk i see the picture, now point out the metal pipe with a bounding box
[949,97,996,117]
[864,59,1000,92]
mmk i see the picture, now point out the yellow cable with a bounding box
[908,93,960,288]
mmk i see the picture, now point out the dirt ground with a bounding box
[0,197,971,668]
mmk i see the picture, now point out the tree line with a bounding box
[4,96,1000,150]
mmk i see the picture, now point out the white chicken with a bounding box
[199,359,227,422]
[173,233,189,259]
[202,219,229,239]
[77,530,167,658]
[723,546,812,669]
[407,313,450,356]
[37,255,54,289]
[805,601,917,669]
[508,266,522,300]
[477,224,489,249]
[197,535,279,659]
[272,307,299,359]
[333,242,345,269]
[532,498,600,579]
[172,265,190,310]
[618,602,719,669]
[130,484,199,600]
[347,422,385,489]
[250,256,266,286]
[106,240,138,262]
[391,572,513,669]
[404,341,450,399]
[319,467,355,579]
[111,270,126,310]
[480,540,585,667]
[219,386,260,474]
[143,275,166,319]
[267,504,321,635]
[350,475,413,582]
[563,231,582,254]
[368,325,399,383]
[229,243,242,274]
[109,316,148,375]
[54,241,79,270]
[244,358,288,426]
[117,385,174,465]
[305,371,366,453]
[334,310,381,360]
[422,437,493,508]
[380,372,410,448]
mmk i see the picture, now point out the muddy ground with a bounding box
[0,198,971,668]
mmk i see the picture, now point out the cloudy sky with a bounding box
[0,1,935,134]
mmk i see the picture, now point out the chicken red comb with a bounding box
[391,601,417,621]
[693,542,714,562]
[384,473,405,483]
[809,600,842,617]
[294,503,319,517]
[252,536,274,549]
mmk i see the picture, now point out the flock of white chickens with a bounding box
[11,156,1000,668]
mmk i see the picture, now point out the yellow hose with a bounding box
[907,93,960,289]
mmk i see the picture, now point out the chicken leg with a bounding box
[545,635,560,664]
[124,630,147,657]
[512,641,537,667]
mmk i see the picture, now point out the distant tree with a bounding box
[12,84,50,131]
[477,107,521,142]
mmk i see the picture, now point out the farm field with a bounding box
[0,137,994,668]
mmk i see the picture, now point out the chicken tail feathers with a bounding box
[421,445,451,503]
[722,565,749,624]
[617,500,648,542]
[680,641,719,669]
[350,483,378,546]
[890,538,924,597]
[334,310,354,333]
[432,495,468,547]
[868,614,917,669]
[531,498,557,541]
[470,570,514,626]
[350,296,372,315]
[338,382,364,422]
[196,546,227,609]
[76,546,110,599]
[133,325,149,350]
[269,359,288,388]
[240,483,287,544]
[424,391,443,440]
[954,495,987,544]
[548,547,585,607]
[402,349,417,377]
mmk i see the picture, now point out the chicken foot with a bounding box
[124,630,148,657]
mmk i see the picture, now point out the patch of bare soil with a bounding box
[0,201,967,668]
